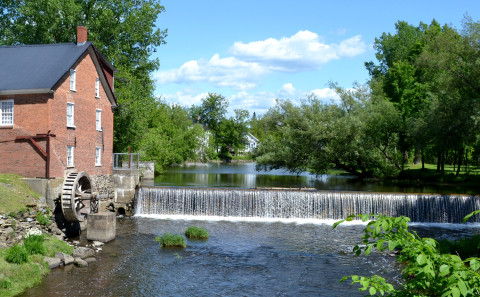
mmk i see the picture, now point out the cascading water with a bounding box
[135,187,480,223]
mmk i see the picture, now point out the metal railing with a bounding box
[113,153,140,170]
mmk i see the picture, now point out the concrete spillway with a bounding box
[135,187,480,223]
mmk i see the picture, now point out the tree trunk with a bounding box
[456,147,464,177]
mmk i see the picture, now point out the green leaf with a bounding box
[416,254,426,266]
[457,280,468,296]
[333,220,345,229]
[388,241,397,251]
[439,264,450,276]
[361,214,370,222]
[369,287,377,295]
[451,287,460,297]
[468,258,480,271]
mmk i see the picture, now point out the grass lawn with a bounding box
[0,174,40,214]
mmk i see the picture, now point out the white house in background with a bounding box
[244,132,258,153]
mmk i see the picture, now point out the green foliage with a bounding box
[255,89,403,178]
[24,235,46,256]
[184,226,209,240]
[333,214,480,296]
[4,245,29,265]
[0,277,13,290]
[158,233,186,248]
[35,212,50,226]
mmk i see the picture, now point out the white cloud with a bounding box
[155,30,366,91]
[155,54,269,91]
[230,30,366,72]
[160,84,340,117]
[161,90,209,107]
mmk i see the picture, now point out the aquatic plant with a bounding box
[184,226,209,240]
[158,233,186,248]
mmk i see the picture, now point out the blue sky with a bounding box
[153,0,480,115]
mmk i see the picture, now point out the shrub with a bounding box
[5,244,29,264]
[24,234,46,255]
[184,226,209,240]
[333,214,480,296]
[158,233,186,248]
[36,212,50,226]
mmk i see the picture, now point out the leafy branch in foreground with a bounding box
[333,213,480,296]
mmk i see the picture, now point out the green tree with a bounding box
[0,0,168,153]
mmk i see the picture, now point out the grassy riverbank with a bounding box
[0,174,73,297]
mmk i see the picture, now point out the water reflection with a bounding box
[144,162,480,194]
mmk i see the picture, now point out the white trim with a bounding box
[0,99,14,126]
[67,145,74,167]
[95,78,100,98]
[96,109,102,131]
[67,102,75,128]
[70,69,76,91]
[0,89,53,95]
[95,147,102,166]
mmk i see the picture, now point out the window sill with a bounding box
[70,89,77,92]
[96,129,102,132]
[0,125,13,129]
[95,164,102,167]
[67,125,76,130]
[67,165,75,168]
[95,96,100,99]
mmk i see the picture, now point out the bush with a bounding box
[184,226,209,240]
[24,235,46,255]
[5,244,29,264]
[158,233,186,248]
[36,212,50,226]
[333,214,480,296]
[0,277,13,289]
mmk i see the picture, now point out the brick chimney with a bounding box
[77,26,87,44]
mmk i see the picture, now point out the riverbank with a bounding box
[0,174,104,297]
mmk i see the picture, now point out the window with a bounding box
[96,109,102,131]
[0,99,14,126]
[67,146,74,167]
[67,103,75,127]
[95,78,100,98]
[95,147,102,166]
[70,69,76,91]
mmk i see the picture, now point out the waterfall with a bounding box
[135,187,480,223]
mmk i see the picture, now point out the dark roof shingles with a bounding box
[0,42,92,91]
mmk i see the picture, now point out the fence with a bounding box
[113,153,140,170]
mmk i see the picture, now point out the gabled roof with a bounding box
[0,42,117,106]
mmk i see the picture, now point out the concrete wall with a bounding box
[139,161,155,180]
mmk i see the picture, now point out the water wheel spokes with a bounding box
[61,171,94,222]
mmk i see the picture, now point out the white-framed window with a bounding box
[70,69,76,91]
[67,145,74,167]
[95,78,100,98]
[96,109,102,131]
[0,99,14,126]
[95,147,102,166]
[67,102,75,128]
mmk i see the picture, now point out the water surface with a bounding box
[21,217,480,297]
[145,162,479,194]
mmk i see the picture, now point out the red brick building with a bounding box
[0,26,117,180]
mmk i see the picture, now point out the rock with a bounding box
[0,219,4,225]
[84,257,97,263]
[55,252,75,265]
[73,247,95,259]
[4,227,14,234]
[44,257,63,269]
[92,241,104,247]
[74,257,88,267]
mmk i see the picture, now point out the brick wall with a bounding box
[0,50,115,178]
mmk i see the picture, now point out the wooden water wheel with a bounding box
[61,171,98,222]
